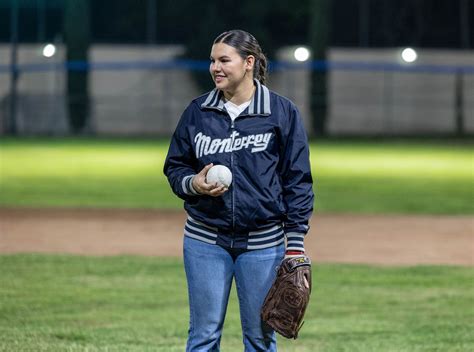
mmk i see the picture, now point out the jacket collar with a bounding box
[200,79,271,116]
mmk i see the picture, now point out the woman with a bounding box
[164,29,314,351]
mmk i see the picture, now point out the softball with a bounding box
[206,165,232,187]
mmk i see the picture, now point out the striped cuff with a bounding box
[285,232,306,252]
[182,175,200,196]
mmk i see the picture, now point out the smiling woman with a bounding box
[209,42,256,103]
[163,29,314,350]
[209,31,268,105]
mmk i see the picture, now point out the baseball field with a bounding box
[0,137,473,351]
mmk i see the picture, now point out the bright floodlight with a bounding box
[42,44,56,58]
[401,48,417,63]
[294,47,310,62]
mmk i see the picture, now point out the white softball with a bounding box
[206,165,232,187]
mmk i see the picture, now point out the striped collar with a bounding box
[200,79,271,116]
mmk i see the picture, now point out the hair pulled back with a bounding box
[213,30,268,85]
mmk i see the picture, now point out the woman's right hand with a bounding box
[192,163,229,197]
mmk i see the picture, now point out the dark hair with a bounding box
[213,30,268,85]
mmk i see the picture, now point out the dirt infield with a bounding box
[0,208,472,266]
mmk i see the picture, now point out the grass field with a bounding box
[1,138,472,351]
[0,137,472,214]
[0,255,473,352]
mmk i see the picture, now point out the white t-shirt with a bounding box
[224,99,252,121]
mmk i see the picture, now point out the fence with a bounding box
[0,45,473,136]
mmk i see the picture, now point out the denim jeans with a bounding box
[183,236,285,351]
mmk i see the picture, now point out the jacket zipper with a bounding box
[229,113,250,248]
[228,110,249,248]
[230,118,235,248]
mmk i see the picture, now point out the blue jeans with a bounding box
[183,236,285,352]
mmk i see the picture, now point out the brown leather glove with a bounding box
[261,255,312,339]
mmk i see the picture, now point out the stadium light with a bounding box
[401,47,417,63]
[42,43,56,58]
[294,47,310,62]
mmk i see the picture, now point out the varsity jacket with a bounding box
[163,79,314,251]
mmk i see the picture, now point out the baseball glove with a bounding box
[261,255,312,339]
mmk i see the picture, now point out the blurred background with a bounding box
[0,0,473,137]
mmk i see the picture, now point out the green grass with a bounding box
[0,137,472,213]
[0,255,473,351]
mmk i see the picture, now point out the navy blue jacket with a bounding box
[164,80,314,251]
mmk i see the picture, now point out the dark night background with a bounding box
[0,0,472,55]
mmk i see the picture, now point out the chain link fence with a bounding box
[1,45,473,136]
